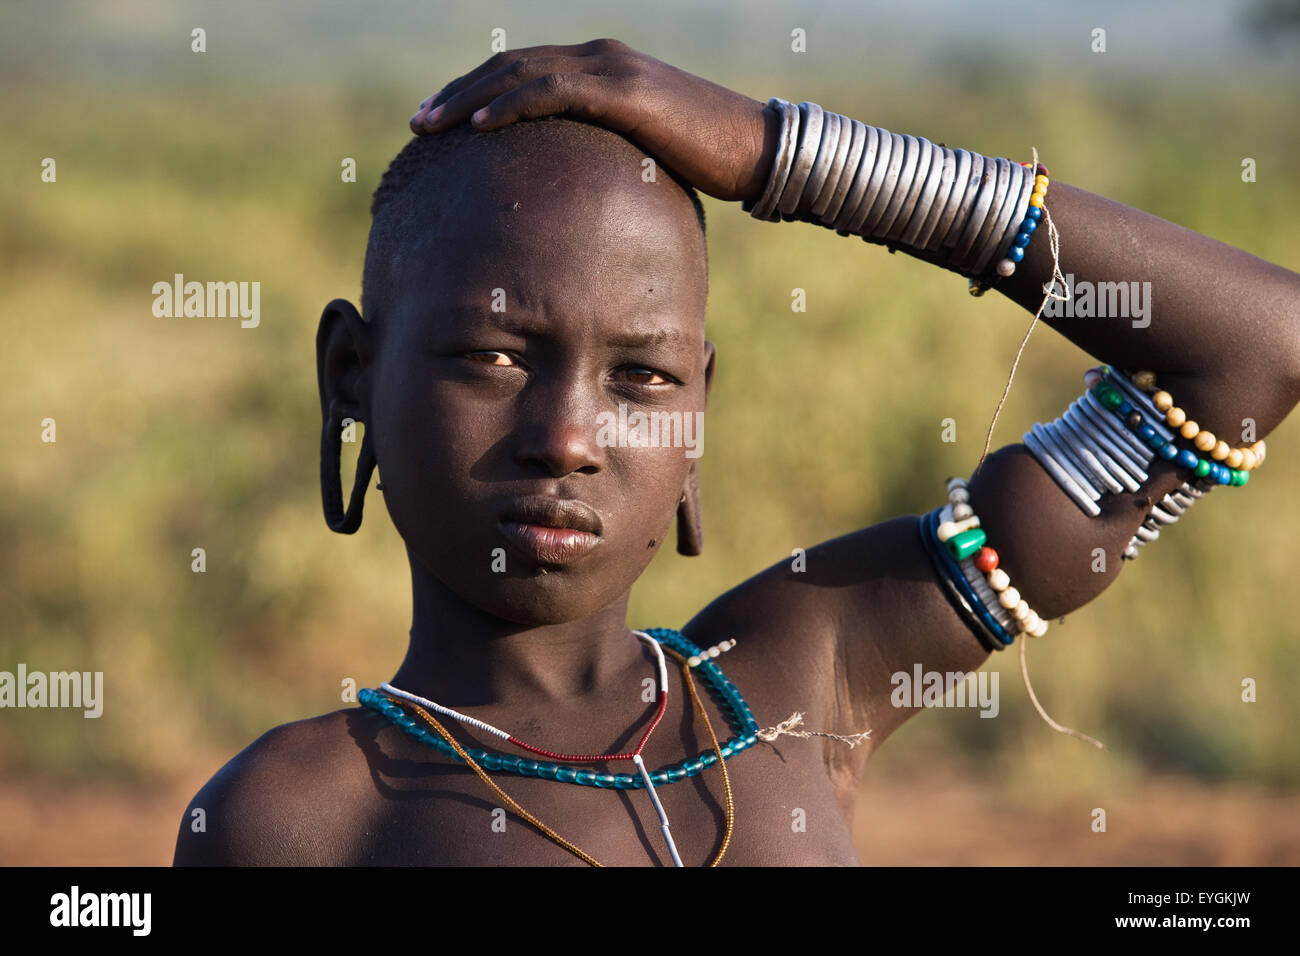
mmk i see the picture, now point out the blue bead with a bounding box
[613,774,636,788]
[700,753,718,767]
[1026,205,1042,220]
[1008,246,1025,263]
[1014,232,1032,248]
[555,766,577,783]
[683,759,704,775]
[1118,400,1133,415]
[574,770,597,786]
[479,753,502,771]
[649,771,669,786]
[498,755,520,772]
[1158,442,1178,460]
[1176,449,1199,470]
[666,767,686,782]
[1021,217,1038,234]
[593,773,615,788]
[1137,424,1157,442]
[1216,464,1231,484]
[534,762,558,780]
[1146,433,1166,450]
[517,759,539,776]
[719,743,734,757]
[744,734,758,746]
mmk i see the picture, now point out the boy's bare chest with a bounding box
[344,733,861,866]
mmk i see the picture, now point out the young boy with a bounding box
[174,39,1300,866]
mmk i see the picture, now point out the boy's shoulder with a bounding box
[172,707,382,866]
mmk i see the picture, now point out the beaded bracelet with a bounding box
[1127,369,1265,472]
[1020,365,1262,560]
[919,505,1012,651]
[942,478,1049,638]
[969,163,1049,296]
[1088,368,1258,486]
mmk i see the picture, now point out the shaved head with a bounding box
[362,116,708,325]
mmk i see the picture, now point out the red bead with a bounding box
[973,547,999,573]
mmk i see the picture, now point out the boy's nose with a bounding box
[512,398,604,478]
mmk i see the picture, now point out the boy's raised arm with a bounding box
[409,40,1300,748]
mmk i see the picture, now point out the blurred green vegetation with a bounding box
[2,2,1298,801]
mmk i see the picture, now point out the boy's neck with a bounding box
[389,554,647,707]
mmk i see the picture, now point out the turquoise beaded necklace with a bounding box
[358,627,761,789]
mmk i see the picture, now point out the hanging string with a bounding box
[756,712,872,748]
[965,148,1101,748]
[975,147,1070,479]
[1019,637,1106,750]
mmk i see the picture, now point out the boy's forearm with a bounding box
[910,180,1300,440]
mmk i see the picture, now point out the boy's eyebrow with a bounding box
[441,305,689,348]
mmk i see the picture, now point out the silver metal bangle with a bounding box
[952,156,1005,270]
[832,123,879,233]
[972,160,1026,276]
[777,101,823,216]
[901,142,947,247]
[943,153,989,254]
[887,137,936,242]
[964,157,1015,273]
[1023,428,1102,517]
[986,163,1036,275]
[1080,390,1153,465]
[801,108,839,214]
[927,148,973,252]
[820,118,866,225]
[1024,380,1219,562]
[810,112,852,219]
[874,133,922,239]
[748,98,800,221]
[848,130,897,235]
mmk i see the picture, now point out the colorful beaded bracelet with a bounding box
[1088,368,1254,486]
[969,162,1049,296]
[943,478,1049,638]
[1128,369,1265,471]
[919,505,1013,651]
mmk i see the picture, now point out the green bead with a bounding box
[1097,384,1124,410]
[1195,458,1211,477]
[945,528,987,561]
[1239,469,1250,485]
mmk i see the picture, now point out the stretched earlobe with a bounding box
[321,412,377,534]
[676,464,703,556]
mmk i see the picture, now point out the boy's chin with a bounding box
[455,572,626,627]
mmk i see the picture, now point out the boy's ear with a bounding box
[703,340,716,404]
[316,298,373,421]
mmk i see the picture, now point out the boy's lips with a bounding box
[498,496,603,565]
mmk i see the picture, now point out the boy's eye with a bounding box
[466,351,517,366]
[616,366,672,386]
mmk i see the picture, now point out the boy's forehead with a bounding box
[391,148,707,321]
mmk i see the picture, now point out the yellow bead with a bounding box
[1031,189,1047,203]
[1179,420,1199,440]
[1028,196,1044,208]
[1165,406,1186,428]
[1226,448,1244,469]
[1240,449,1257,471]
[1133,370,1157,390]
[1037,176,1050,188]
[1194,431,1216,452]
[1153,390,1173,412]
[1211,440,1230,461]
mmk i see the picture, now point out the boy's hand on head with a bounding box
[409,37,777,203]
